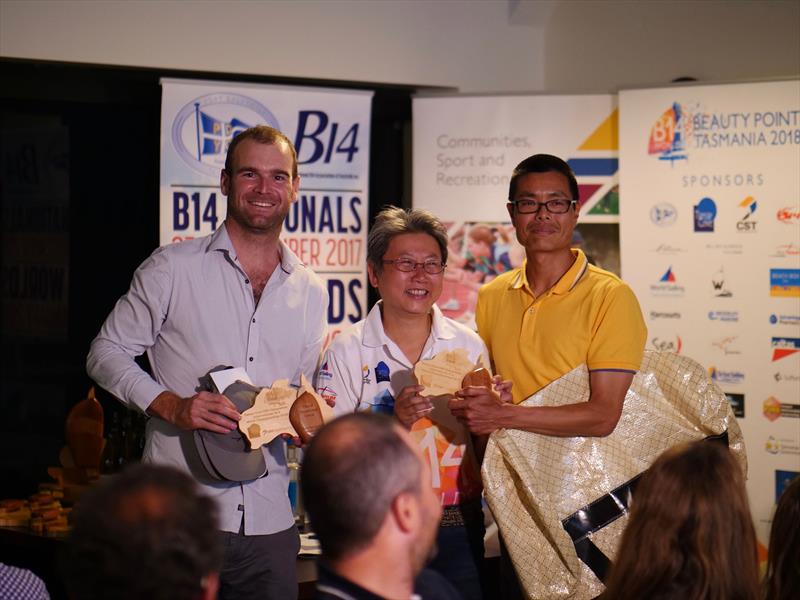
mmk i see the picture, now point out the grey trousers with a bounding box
[218,524,300,600]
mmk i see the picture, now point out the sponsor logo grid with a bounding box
[624,83,800,546]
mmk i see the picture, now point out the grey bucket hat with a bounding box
[193,381,268,482]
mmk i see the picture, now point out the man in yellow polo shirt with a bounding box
[450,153,646,438]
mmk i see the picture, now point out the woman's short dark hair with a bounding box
[366,206,448,274]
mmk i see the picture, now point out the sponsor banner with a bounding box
[619,80,800,545]
[160,79,373,342]
[413,95,620,223]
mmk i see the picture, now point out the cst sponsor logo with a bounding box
[772,337,800,361]
[651,335,682,353]
[735,196,758,232]
[710,266,732,297]
[770,243,800,258]
[650,267,685,296]
[774,371,800,383]
[777,206,800,225]
[650,310,681,320]
[172,93,279,177]
[765,437,800,456]
[770,314,800,326]
[712,335,741,355]
[770,268,800,298]
[725,393,744,418]
[650,203,677,226]
[763,396,800,421]
[693,197,717,232]
[708,310,739,322]
[709,366,745,385]
[651,244,687,255]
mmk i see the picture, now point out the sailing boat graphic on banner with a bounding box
[648,102,688,163]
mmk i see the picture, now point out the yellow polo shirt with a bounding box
[476,249,647,404]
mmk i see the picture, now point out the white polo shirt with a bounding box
[316,302,489,506]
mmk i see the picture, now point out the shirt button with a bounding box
[245,278,250,284]
[249,357,254,362]
[252,318,256,323]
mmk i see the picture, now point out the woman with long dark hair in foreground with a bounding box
[602,441,759,600]
[763,475,800,600]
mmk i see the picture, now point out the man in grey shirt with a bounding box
[87,125,328,599]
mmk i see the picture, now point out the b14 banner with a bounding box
[160,79,373,342]
[619,79,800,550]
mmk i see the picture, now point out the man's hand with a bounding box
[492,376,514,404]
[148,390,240,433]
[449,386,508,435]
[393,384,432,429]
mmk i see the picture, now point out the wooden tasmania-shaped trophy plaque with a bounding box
[414,349,492,397]
[412,349,493,430]
[238,375,334,448]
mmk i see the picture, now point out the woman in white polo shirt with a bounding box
[316,206,507,600]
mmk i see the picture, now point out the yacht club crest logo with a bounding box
[171,93,280,177]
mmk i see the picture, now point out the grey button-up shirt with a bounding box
[87,223,328,534]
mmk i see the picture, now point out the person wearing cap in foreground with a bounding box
[87,125,327,599]
[302,412,461,600]
[61,464,223,600]
[448,154,646,596]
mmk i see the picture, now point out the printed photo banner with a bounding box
[413,94,623,329]
[413,94,620,223]
[160,79,373,343]
[619,79,800,550]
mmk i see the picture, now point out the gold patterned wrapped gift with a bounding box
[482,350,745,600]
